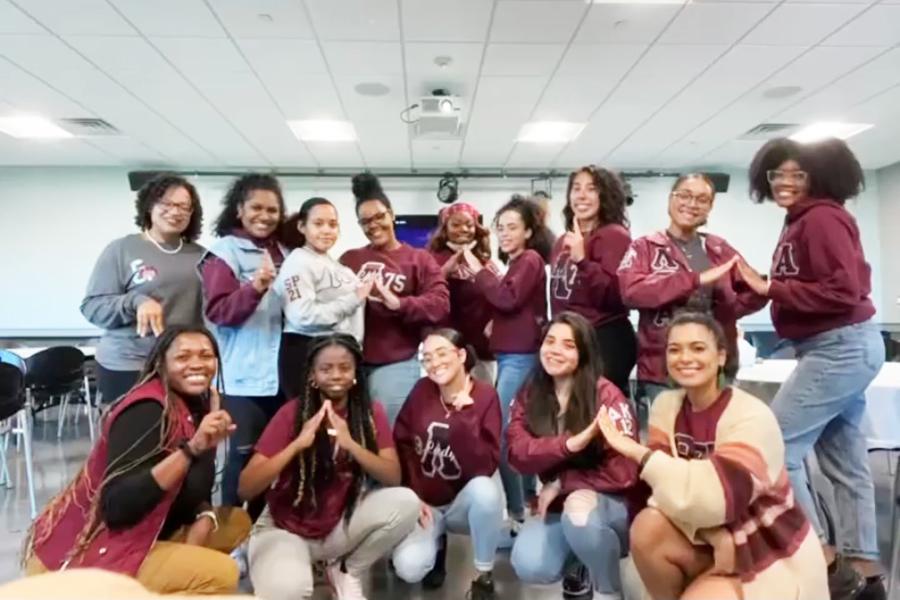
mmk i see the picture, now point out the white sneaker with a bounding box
[326,562,367,600]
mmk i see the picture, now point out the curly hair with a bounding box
[212,173,286,238]
[133,174,203,242]
[563,166,629,231]
[748,137,864,205]
[426,211,492,263]
[351,171,392,214]
[494,195,554,264]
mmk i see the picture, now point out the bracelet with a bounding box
[195,509,219,532]
[639,449,655,473]
[178,439,198,462]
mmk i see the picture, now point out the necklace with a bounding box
[144,231,183,254]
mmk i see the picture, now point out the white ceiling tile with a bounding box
[404,42,483,76]
[305,0,399,41]
[0,33,95,71]
[0,135,114,165]
[401,0,491,42]
[208,0,315,39]
[265,72,346,120]
[608,44,728,105]
[411,138,463,167]
[491,1,587,43]
[13,0,133,35]
[575,4,681,44]
[237,38,329,74]
[304,141,365,168]
[0,59,92,117]
[64,35,169,75]
[151,37,249,77]
[85,135,168,164]
[658,3,775,45]
[823,5,900,46]
[333,75,409,168]
[482,43,565,76]
[322,41,403,76]
[506,142,565,168]
[109,0,225,37]
[555,43,647,75]
[742,4,868,45]
[0,1,42,34]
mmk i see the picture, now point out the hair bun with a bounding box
[351,172,384,201]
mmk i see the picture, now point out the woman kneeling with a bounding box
[23,326,250,595]
[598,312,827,600]
[239,334,418,600]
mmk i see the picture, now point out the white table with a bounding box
[8,345,96,360]
[737,360,900,449]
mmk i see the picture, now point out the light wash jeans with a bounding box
[392,476,504,580]
[511,492,629,595]
[496,352,538,518]
[366,357,422,426]
[771,320,884,560]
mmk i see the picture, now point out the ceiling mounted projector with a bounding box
[412,92,462,139]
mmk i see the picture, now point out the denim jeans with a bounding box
[511,492,629,594]
[495,352,538,518]
[392,476,504,580]
[366,357,422,426]
[771,320,884,560]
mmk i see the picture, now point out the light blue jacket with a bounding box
[199,235,286,397]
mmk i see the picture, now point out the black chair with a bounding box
[0,362,36,517]
[25,347,94,440]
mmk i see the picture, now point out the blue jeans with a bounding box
[511,492,629,594]
[392,476,504,580]
[496,352,538,518]
[771,320,884,560]
[366,357,422,426]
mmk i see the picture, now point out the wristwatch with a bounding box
[178,439,198,462]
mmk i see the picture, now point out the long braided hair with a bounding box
[21,325,223,567]
[292,334,377,522]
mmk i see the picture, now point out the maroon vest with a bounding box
[30,378,197,576]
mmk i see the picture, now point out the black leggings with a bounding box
[278,332,314,400]
[594,317,637,397]
[96,364,140,405]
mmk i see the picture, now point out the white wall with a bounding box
[0,166,885,336]
[877,161,900,323]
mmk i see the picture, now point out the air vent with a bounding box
[740,123,798,140]
[59,117,120,136]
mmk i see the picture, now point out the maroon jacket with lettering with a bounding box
[767,199,875,340]
[549,224,631,326]
[394,377,501,507]
[340,243,450,365]
[617,231,767,384]
[507,377,640,514]
[474,249,548,355]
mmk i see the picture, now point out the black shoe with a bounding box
[562,561,592,599]
[828,554,866,600]
[857,575,887,600]
[422,534,447,589]
[467,571,495,600]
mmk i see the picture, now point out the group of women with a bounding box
[18,135,886,600]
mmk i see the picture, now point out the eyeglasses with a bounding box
[766,169,808,184]
[670,190,713,207]
[157,200,193,215]
[358,211,390,227]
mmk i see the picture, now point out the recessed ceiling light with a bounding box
[0,114,73,139]
[517,121,586,144]
[287,120,357,142]
[434,56,453,69]
[354,82,390,97]
[789,122,873,143]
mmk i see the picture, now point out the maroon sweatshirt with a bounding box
[429,248,497,361]
[340,243,450,365]
[474,249,548,355]
[617,231,767,384]
[767,199,875,340]
[549,224,631,327]
[507,377,640,513]
[393,377,501,507]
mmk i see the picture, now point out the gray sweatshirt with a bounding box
[81,233,205,370]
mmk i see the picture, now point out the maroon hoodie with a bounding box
[474,249,548,354]
[507,377,640,514]
[394,377,501,507]
[340,243,450,365]
[767,199,875,340]
[429,248,497,361]
[549,223,631,326]
[617,231,767,384]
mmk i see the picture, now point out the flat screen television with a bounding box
[394,214,440,248]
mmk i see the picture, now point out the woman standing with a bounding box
[550,165,635,396]
[426,203,498,382]
[340,172,450,424]
[82,174,205,404]
[392,329,503,599]
[24,326,251,595]
[597,312,827,600]
[200,173,288,514]
[507,312,640,600]
[737,137,884,600]
[617,173,766,408]
[239,334,419,600]
[460,195,553,523]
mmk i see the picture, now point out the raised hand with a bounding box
[461,248,484,274]
[373,275,402,310]
[736,259,770,296]
[325,401,354,450]
[596,406,644,462]
[450,377,475,411]
[355,273,377,301]
[565,219,586,263]
[252,250,277,293]
[698,255,738,286]
[292,403,328,454]
[136,297,165,337]
[189,400,236,454]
